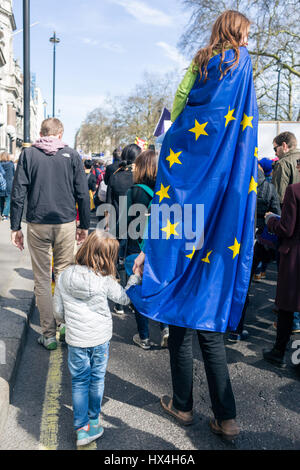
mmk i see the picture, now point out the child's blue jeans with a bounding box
[68,342,110,430]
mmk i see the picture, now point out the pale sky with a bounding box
[12,0,191,146]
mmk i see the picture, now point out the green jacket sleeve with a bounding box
[171,61,198,122]
[272,161,290,204]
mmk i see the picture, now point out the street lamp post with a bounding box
[49,32,60,118]
[23,0,31,146]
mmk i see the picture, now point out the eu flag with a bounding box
[128,47,258,333]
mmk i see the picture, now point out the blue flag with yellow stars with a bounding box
[128,47,258,333]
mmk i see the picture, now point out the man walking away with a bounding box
[10,118,90,350]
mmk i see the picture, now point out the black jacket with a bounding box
[10,146,90,231]
[104,161,121,185]
[256,168,281,234]
[86,171,97,191]
[125,184,154,255]
[106,166,134,221]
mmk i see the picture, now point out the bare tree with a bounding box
[110,72,176,144]
[76,108,110,154]
[178,0,300,120]
[76,71,178,154]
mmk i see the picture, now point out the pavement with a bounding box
[0,213,299,449]
[0,219,35,434]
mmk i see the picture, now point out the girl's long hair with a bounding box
[133,149,157,188]
[75,230,119,277]
[193,10,251,82]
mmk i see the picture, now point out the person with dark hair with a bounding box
[106,144,142,222]
[106,143,142,314]
[122,149,169,349]
[104,149,122,185]
[272,132,300,205]
[84,160,97,192]
[113,148,121,161]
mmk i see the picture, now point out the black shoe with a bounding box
[228,330,249,342]
[263,348,286,368]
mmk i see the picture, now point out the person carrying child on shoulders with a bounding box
[53,229,141,447]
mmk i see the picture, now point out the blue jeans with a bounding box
[68,342,110,430]
[293,312,300,330]
[135,310,168,340]
[2,194,10,217]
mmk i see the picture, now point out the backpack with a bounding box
[0,166,6,192]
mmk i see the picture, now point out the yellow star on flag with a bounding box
[189,120,208,140]
[201,250,212,264]
[224,106,236,127]
[254,147,258,158]
[228,238,240,259]
[186,246,196,259]
[248,176,258,194]
[166,149,182,168]
[161,220,179,240]
[240,113,253,131]
[156,183,171,203]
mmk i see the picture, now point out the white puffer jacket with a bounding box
[53,264,140,348]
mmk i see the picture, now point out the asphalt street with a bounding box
[0,258,299,451]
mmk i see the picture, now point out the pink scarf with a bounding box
[32,136,67,155]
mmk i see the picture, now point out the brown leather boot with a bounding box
[210,418,240,440]
[160,395,194,425]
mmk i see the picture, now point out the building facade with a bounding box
[0,0,44,159]
[0,0,22,156]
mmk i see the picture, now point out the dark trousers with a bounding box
[134,310,168,340]
[168,326,236,421]
[252,242,276,274]
[275,309,294,355]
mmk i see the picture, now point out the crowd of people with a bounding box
[4,9,300,448]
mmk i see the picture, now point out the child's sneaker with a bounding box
[59,324,66,342]
[76,425,90,446]
[114,305,125,315]
[37,335,57,350]
[160,327,169,348]
[89,418,104,442]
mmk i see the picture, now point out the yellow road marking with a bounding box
[38,335,98,450]
[77,441,97,450]
[39,336,63,450]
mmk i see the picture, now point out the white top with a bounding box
[53,264,141,348]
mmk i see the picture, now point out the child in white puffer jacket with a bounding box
[53,229,141,447]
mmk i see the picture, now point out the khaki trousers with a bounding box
[27,221,77,338]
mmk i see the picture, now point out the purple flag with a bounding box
[153,107,171,137]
